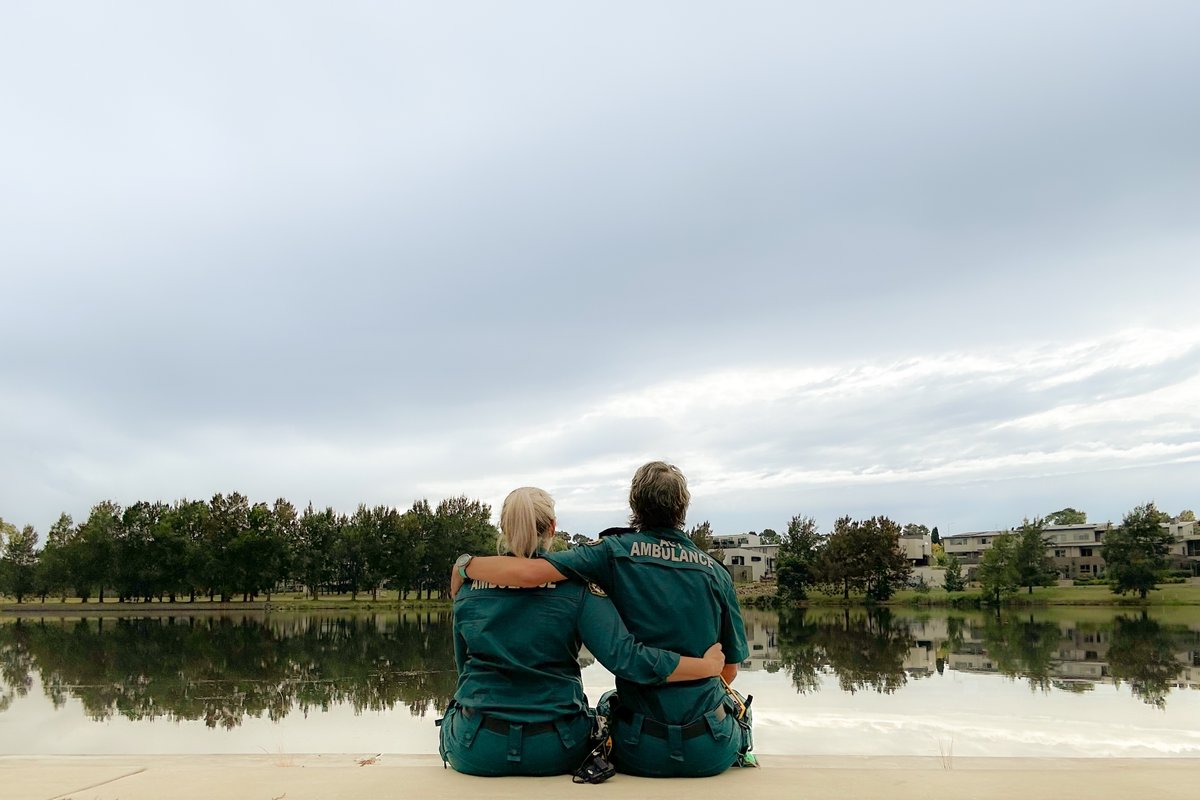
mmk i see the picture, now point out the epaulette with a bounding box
[587,582,608,597]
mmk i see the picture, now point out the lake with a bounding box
[2,607,1198,757]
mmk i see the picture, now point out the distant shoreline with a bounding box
[6,581,1200,615]
[737,580,1200,608]
[0,596,453,615]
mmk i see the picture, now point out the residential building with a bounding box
[710,532,780,582]
[942,520,1200,579]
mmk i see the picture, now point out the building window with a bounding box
[980,538,989,544]
[1081,564,1091,572]
[1054,549,1066,558]
[751,556,762,562]
[1080,548,1093,557]
[731,556,744,565]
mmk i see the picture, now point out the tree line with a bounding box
[0,494,498,604]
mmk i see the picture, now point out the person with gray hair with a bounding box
[454,463,754,777]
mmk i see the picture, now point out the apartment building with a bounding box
[710,532,780,582]
[942,520,1200,579]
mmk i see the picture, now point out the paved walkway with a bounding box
[5,755,1199,800]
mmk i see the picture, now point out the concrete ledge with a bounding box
[4,754,1199,800]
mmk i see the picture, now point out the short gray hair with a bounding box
[628,461,690,531]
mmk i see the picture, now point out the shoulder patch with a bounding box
[587,582,608,597]
[582,537,605,546]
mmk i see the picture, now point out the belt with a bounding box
[613,703,726,740]
[458,706,558,737]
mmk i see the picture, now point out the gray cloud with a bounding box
[3,2,1199,535]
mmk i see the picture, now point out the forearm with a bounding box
[466,555,565,587]
[666,656,721,683]
[721,663,740,684]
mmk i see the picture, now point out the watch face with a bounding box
[455,554,471,568]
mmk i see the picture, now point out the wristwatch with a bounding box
[455,553,474,580]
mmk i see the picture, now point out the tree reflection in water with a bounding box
[0,613,456,728]
[978,614,1062,692]
[1106,613,1193,710]
[777,608,917,695]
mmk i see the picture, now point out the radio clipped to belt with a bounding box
[573,710,616,784]
[719,676,758,768]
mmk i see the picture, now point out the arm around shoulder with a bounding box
[466,555,565,587]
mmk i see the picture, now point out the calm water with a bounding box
[2,608,1199,757]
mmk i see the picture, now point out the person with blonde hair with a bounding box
[440,486,726,777]
[455,463,754,777]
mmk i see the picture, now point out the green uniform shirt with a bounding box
[452,571,681,723]
[542,527,750,724]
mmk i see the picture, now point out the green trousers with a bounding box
[597,690,753,778]
[438,706,594,777]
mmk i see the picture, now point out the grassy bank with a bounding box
[737,581,1200,609]
[0,592,453,614]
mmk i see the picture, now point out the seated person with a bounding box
[440,486,726,777]
[455,462,754,777]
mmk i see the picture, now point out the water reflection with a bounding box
[760,609,1200,708]
[2,608,1199,741]
[0,613,456,729]
[775,609,918,695]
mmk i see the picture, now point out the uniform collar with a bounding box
[643,526,689,542]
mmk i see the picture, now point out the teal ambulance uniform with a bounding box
[542,528,752,777]
[440,567,682,776]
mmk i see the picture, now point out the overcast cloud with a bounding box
[3,2,1199,538]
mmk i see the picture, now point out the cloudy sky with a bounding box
[3,2,1199,539]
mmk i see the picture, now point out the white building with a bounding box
[710,533,780,582]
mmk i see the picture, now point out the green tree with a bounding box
[38,513,77,601]
[931,526,940,545]
[817,516,865,600]
[116,501,162,601]
[759,528,780,545]
[942,554,967,592]
[206,493,250,602]
[1,524,40,602]
[384,505,423,599]
[977,532,1020,605]
[1103,502,1172,600]
[774,515,823,602]
[687,520,716,554]
[77,501,121,602]
[338,504,391,601]
[1178,509,1196,522]
[1014,518,1057,594]
[1045,507,1087,525]
[816,516,911,602]
[171,499,210,602]
[297,504,340,599]
[858,517,912,603]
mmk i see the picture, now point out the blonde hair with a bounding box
[628,461,690,531]
[499,487,555,557]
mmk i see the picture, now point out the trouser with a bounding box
[438,705,594,777]
[596,690,753,778]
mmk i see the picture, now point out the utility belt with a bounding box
[458,705,558,737]
[612,701,727,740]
